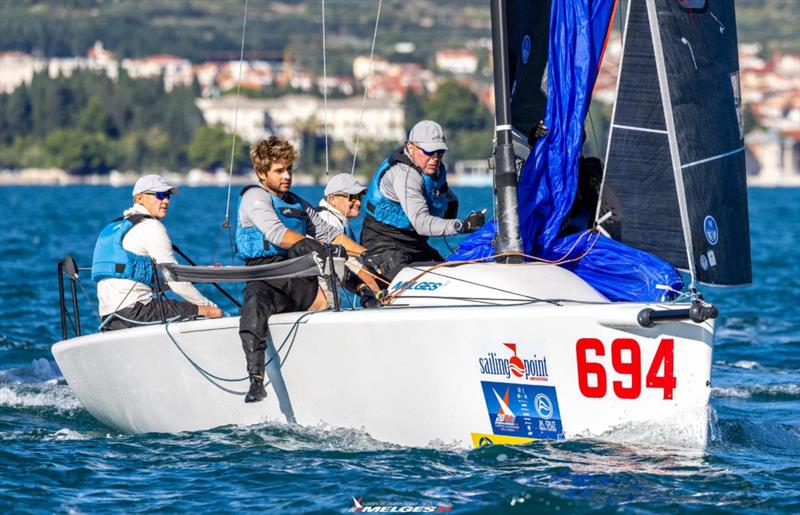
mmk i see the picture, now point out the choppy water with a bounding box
[0,185,798,512]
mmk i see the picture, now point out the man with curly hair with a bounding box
[236,136,375,403]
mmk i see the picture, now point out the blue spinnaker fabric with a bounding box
[448,0,683,302]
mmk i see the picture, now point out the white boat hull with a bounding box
[53,264,715,448]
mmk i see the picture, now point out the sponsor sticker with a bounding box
[477,342,549,382]
[707,249,717,267]
[480,381,564,440]
[703,215,719,245]
[699,254,709,271]
[389,280,448,292]
[522,35,531,64]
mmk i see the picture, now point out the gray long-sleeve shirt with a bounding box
[238,185,340,245]
[379,153,459,237]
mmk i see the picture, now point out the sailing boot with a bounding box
[241,333,268,403]
[245,373,267,403]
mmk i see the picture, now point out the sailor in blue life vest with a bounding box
[91,175,223,331]
[360,120,487,281]
[237,137,379,403]
[316,173,378,308]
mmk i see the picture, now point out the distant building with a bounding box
[451,159,491,186]
[746,130,800,187]
[121,54,192,91]
[0,52,45,93]
[435,49,479,75]
[195,95,405,151]
[363,63,437,101]
[352,55,390,81]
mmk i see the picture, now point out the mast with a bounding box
[490,0,523,263]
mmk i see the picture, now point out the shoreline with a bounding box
[1,168,798,188]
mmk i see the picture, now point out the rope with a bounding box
[321,0,330,176]
[350,0,383,175]
[222,0,249,228]
[382,230,602,305]
[163,311,320,396]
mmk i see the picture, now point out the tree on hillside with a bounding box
[186,125,250,173]
[422,80,493,161]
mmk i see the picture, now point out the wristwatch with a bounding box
[453,219,463,233]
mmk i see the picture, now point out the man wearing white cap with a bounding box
[317,173,367,240]
[361,120,486,281]
[91,174,222,331]
[317,173,379,308]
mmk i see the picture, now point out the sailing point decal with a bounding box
[478,343,549,382]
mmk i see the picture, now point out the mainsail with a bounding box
[600,0,751,286]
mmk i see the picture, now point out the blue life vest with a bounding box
[235,187,309,260]
[91,214,155,284]
[364,151,449,231]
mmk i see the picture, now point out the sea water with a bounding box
[0,185,797,512]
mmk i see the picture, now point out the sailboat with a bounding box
[51,0,749,449]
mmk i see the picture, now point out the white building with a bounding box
[0,52,45,93]
[0,42,118,93]
[195,95,405,151]
[121,54,193,91]
[435,49,479,75]
[746,130,800,187]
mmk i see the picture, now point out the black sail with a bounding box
[506,0,551,141]
[600,0,751,286]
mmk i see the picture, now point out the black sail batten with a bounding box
[600,0,751,286]
[505,0,551,145]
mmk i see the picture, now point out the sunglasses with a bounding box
[335,193,364,202]
[412,143,445,158]
[144,191,172,201]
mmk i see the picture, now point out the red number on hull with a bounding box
[646,338,676,400]
[576,338,676,400]
[576,338,607,398]
[612,338,642,399]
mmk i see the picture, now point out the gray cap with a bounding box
[408,120,448,153]
[132,174,178,196]
[324,173,367,196]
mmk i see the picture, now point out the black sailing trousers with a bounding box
[238,241,321,378]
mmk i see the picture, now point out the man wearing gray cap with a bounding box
[361,120,486,281]
[91,174,222,331]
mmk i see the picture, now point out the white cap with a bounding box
[408,120,448,153]
[324,173,367,196]
[132,174,178,197]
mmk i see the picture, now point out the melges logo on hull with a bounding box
[478,343,548,382]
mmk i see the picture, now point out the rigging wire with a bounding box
[321,0,330,176]
[350,0,384,176]
[594,0,625,229]
[222,0,249,230]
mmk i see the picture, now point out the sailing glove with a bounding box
[456,210,486,233]
[357,285,380,309]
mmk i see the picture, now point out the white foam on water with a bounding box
[583,406,711,451]
[0,384,82,411]
[712,383,800,399]
[715,360,761,369]
[242,420,399,452]
[45,428,90,441]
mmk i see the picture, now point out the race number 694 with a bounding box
[575,338,676,400]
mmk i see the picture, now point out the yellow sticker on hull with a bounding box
[470,432,536,448]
